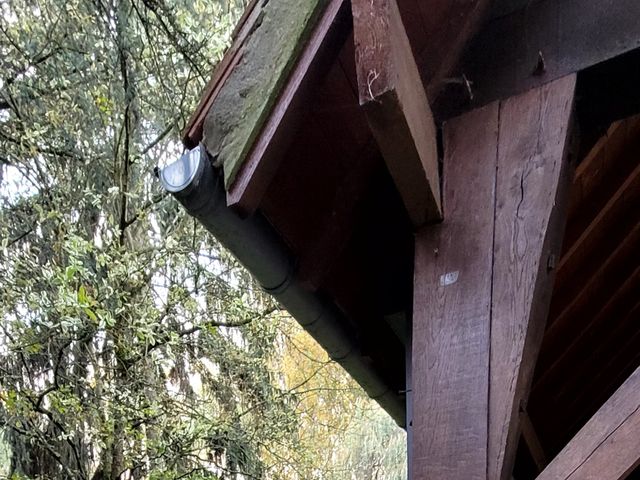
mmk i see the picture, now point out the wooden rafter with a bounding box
[537,162,640,385]
[352,0,442,226]
[564,296,640,433]
[533,115,640,397]
[565,115,640,248]
[537,367,640,480]
[555,162,640,290]
[527,111,640,460]
[535,227,640,394]
[413,102,497,480]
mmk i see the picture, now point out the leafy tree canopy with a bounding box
[0,0,406,479]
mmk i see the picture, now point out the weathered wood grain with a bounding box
[412,103,498,479]
[412,76,576,480]
[352,0,441,226]
[443,0,640,119]
[225,0,351,215]
[537,367,640,480]
[417,0,493,98]
[489,75,576,480]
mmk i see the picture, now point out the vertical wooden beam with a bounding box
[412,75,576,480]
[413,103,498,479]
[406,326,413,480]
[536,366,640,480]
[489,75,576,480]
[352,0,441,226]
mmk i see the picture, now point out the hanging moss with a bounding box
[202,0,328,188]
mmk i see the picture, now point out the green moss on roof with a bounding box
[203,0,327,189]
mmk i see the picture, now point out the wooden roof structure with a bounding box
[169,0,640,478]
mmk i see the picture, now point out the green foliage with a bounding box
[0,0,407,478]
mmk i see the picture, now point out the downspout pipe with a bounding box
[159,145,406,427]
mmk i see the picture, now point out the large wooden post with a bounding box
[413,102,498,479]
[412,75,576,479]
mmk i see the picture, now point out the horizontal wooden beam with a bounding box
[352,0,441,226]
[416,0,492,98]
[537,367,640,480]
[437,0,640,118]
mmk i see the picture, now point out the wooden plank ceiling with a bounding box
[514,113,640,479]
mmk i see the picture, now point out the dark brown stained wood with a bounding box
[417,0,493,98]
[226,0,351,216]
[564,116,640,253]
[531,115,640,408]
[441,0,640,119]
[535,223,640,393]
[546,161,640,328]
[260,51,376,290]
[395,0,427,58]
[296,140,379,288]
[337,30,358,95]
[537,367,640,480]
[352,0,441,226]
[521,411,547,472]
[554,285,640,439]
[564,310,640,446]
[489,75,576,480]
[295,62,375,289]
[529,263,640,454]
[546,117,640,333]
[412,103,498,479]
[552,219,639,336]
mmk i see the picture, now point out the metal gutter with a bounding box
[159,145,406,427]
